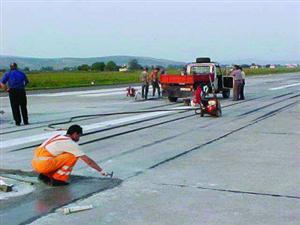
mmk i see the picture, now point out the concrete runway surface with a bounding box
[0,73,299,225]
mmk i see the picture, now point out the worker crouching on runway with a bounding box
[32,124,107,186]
[191,85,203,107]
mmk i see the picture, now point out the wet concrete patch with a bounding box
[0,169,122,225]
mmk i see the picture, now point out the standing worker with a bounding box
[0,63,29,126]
[141,67,149,100]
[32,125,107,186]
[151,67,161,97]
[230,65,243,101]
[239,66,246,100]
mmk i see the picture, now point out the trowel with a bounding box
[106,171,114,178]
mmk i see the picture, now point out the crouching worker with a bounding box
[191,85,203,107]
[32,124,107,186]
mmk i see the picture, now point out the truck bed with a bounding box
[160,73,215,84]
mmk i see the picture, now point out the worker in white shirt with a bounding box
[32,124,107,186]
[240,66,246,100]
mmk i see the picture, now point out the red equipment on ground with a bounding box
[192,84,222,117]
[199,96,222,117]
[126,86,136,97]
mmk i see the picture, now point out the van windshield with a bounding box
[191,66,211,74]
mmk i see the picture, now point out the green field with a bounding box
[24,69,180,90]
[26,71,143,89]
[1,67,299,90]
[243,67,300,76]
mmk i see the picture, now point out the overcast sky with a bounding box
[1,0,299,62]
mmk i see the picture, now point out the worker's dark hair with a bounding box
[234,65,240,69]
[67,124,83,135]
[10,62,18,70]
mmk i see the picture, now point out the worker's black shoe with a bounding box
[38,173,51,184]
[49,178,69,186]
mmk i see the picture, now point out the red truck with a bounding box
[160,58,233,102]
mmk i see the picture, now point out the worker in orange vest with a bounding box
[151,67,161,97]
[32,124,107,186]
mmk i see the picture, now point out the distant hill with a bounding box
[1,55,298,70]
[0,55,186,70]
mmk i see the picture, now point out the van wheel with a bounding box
[216,109,222,117]
[222,90,230,98]
[168,97,178,102]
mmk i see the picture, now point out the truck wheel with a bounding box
[168,97,178,102]
[216,103,222,117]
[183,99,191,106]
[200,109,204,117]
[222,90,230,99]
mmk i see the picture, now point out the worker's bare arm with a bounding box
[0,82,9,92]
[79,155,107,176]
[0,83,8,91]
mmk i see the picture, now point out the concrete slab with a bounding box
[29,181,300,225]
[0,170,122,225]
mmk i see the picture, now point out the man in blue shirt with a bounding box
[0,63,29,126]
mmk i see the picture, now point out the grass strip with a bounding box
[1,68,299,90]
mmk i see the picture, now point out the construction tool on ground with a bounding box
[106,171,114,178]
[126,86,137,97]
[0,178,14,192]
[63,205,93,215]
[198,72,222,117]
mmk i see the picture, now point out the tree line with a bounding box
[37,59,142,72]
[0,59,183,73]
[77,61,118,71]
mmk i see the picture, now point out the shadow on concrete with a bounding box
[0,169,122,225]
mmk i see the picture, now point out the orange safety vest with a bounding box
[32,134,78,182]
[151,70,159,81]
